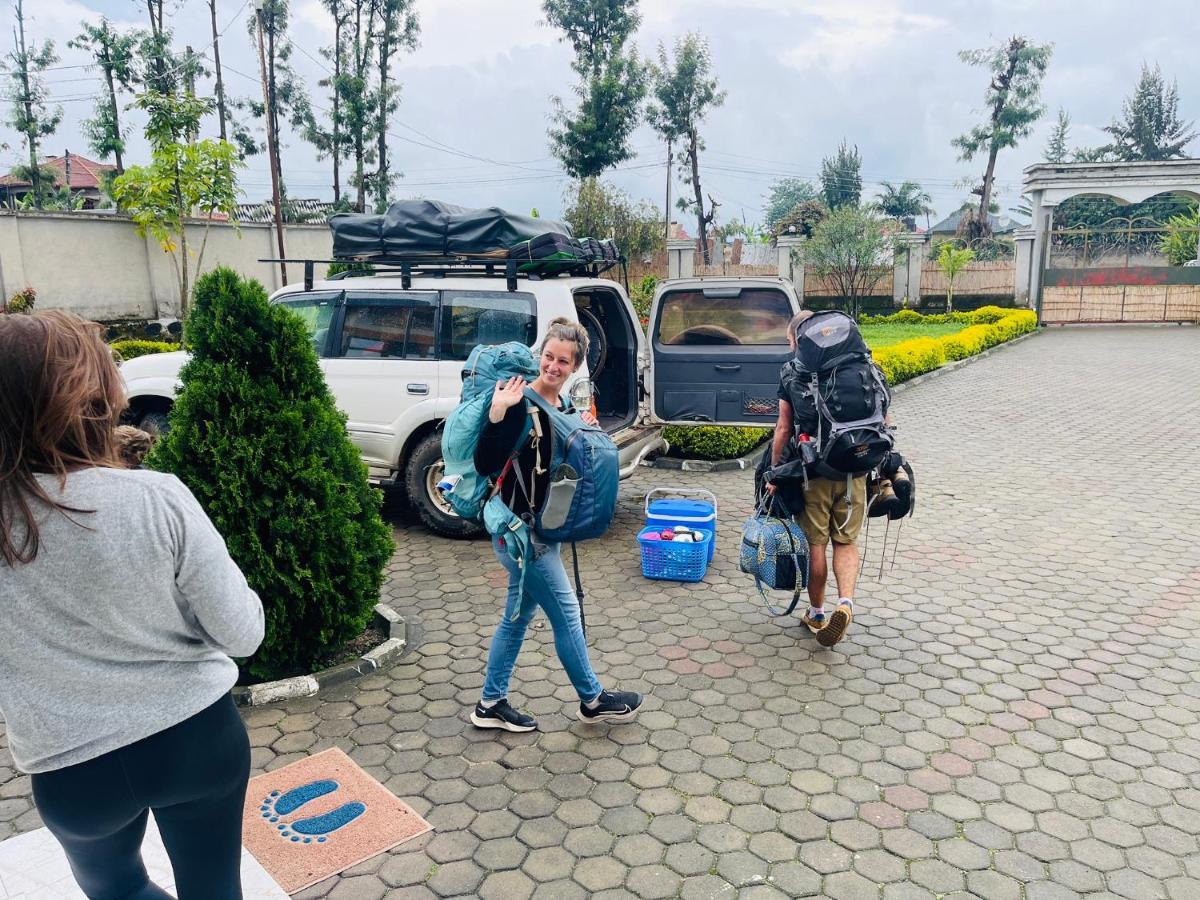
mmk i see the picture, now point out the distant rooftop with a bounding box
[0,152,116,190]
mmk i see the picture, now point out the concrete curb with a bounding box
[232,604,407,707]
[648,442,767,472]
[651,330,1041,470]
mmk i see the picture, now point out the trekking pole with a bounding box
[571,542,586,636]
[889,520,904,574]
[878,519,890,580]
[859,515,870,576]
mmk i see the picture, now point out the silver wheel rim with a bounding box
[424,459,458,518]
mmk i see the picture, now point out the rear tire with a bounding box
[405,432,483,539]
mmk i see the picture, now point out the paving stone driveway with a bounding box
[4,325,1200,899]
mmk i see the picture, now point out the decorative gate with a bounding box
[1041,215,1200,324]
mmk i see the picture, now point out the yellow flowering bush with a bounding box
[874,310,1036,384]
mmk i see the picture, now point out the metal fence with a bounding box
[1048,216,1199,268]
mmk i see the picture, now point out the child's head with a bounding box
[114,425,155,468]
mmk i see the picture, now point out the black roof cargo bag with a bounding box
[446,206,570,256]
[328,200,575,260]
[329,211,385,259]
[383,199,466,256]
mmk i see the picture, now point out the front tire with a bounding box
[405,432,483,539]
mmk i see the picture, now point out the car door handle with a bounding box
[406,383,429,395]
[714,364,741,373]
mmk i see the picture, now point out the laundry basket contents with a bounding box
[639,526,711,582]
[644,488,718,563]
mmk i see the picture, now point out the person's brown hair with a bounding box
[539,316,590,369]
[0,310,127,566]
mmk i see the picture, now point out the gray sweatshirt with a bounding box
[0,467,264,773]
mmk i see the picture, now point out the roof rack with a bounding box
[259,254,623,293]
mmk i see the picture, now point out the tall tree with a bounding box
[1044,107,1070,163]
[820,140,862,209]
[247,0,312,215]
[764,177,818,232]
[876,180,932,230]
[207,0,229,141]
[647,33,726,264]
[1103,63,1197,161]
[953,35,1052,239]
[69,20,139,175]
[543,0,646,179]
[372,0,419,212]
[304,0,354,206]
[343,0,379,211]
[3,0,62,208]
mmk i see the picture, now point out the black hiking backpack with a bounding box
[780,310,893,479]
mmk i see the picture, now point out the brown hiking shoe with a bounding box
[868,479,899,518]
[817,602,853,647]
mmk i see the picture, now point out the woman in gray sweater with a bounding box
[0,311,265,899]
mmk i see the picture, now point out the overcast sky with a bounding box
[7,0,1198,228]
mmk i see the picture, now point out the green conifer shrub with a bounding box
[150,267,393,681]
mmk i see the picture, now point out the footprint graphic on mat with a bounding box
[260,779,366,844]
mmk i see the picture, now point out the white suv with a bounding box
[120,267,800,536]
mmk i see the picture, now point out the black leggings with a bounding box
[30,694,251,900]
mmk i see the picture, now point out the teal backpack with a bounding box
[440,342,539,523]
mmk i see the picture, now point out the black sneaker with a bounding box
[470,699,537,733]
[577,689,644,724]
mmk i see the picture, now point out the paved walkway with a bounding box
[4,326,1200,899]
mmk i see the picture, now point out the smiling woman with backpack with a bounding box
[469,317,644,733]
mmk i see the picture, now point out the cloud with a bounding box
[295,0,558,69]
[778,1,946,72]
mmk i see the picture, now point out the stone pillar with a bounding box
[776,234,806,298]
[1027,190,1053,319]
[0,213,28,302]
[893,233,925,308]
[666,238,695,280]
[1012,228,1036,308]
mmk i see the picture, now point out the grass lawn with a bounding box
[860,322,966,349]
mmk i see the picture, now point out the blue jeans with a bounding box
[482,536,604,704]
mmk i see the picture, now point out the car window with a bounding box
[275,292,340,356]
[339,293,438,359]
[656,288,792,346]
[440,290,536,361]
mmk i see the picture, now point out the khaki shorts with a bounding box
[800,476,866,545]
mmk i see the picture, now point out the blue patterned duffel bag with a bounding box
[739,497,810,616]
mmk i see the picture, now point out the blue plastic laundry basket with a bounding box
[644,489,718,563]
[638,526,711,582]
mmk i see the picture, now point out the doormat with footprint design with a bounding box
[241,747,432,893]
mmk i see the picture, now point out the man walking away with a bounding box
[768,310,891,647]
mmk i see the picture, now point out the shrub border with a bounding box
[231,604,407,707]
[887,328,1040,396]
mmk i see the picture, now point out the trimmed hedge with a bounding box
[861,305,1013,327]
[663,425,770,461]
[110,339,179,361]
[872,309,1036,385]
